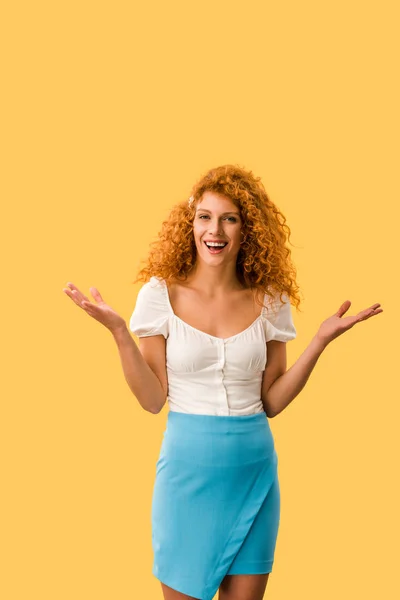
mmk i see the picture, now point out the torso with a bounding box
[165,279,264,339]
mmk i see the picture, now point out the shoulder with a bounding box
[261,290,297,342]
[147,275,166,289]
[137,276,167,298]
[134,276,169,312]
[129,276,170,338]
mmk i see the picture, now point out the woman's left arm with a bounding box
[264,300,383,418]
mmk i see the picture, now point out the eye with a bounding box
[198,215,237,222]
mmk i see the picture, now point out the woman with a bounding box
[63,164,382,600]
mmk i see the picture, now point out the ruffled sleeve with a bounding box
[262,291,297,342]
[129,276,169,339]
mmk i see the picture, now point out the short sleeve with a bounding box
[129,276,169,339]
[262,291,297,342]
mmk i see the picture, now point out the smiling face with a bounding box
[192,191,243,264]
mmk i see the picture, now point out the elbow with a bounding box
[262,396,275,419]
[149,396,167,414]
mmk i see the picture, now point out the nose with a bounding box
[207,218,224,236]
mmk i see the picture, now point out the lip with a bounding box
[203,240,228,244]
[203,240,228,254]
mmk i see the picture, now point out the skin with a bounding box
[62,190,383,600]
[187,190,246,294]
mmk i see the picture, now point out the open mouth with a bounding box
[204,241,228,254]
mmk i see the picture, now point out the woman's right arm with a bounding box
[112,325,167,414]
[63,282,166,414]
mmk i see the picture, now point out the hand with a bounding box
[316,300,383,345]
[63,282,127,334]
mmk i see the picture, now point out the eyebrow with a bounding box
[195,209,240,216]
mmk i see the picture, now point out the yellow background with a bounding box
[1,1,398,598]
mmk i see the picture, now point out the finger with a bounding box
[359,302,381,312]
[81,300,95,311]
[89,287,104,303]
[341,302,382,323]
[63,287,81,304]
[65,282,90,304]
[362,303,382,316]
[63,288,76,301]
[71,290,90,307]
[63,288,89,309]
[357,306,383,321]
[66,282,80,292]
[365,307,384,319]
[336,300,351,317]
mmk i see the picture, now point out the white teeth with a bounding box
[205,242,227,247]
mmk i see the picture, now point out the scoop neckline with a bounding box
[159,277,265,342]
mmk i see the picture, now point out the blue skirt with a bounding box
[151,410,280,600]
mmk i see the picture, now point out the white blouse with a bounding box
[129,276,297,416]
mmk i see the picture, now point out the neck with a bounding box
[185,263,245,295]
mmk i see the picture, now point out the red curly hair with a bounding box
[132,164,302,312]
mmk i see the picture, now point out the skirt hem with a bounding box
[227,558,273,574]
[153,569,203,600]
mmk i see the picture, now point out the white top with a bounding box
[129,276,297,416]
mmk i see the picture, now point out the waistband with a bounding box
[166,409,268,434]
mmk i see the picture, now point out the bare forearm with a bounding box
[111,325,165,414]
[265,334,328,418]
